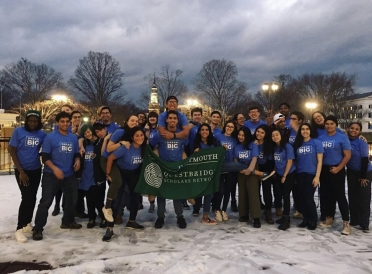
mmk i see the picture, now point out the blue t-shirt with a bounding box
[188,125,199,153]
[113,144,143,170]
[215,133,237,162]
[149,127,157,142]
[212,127,222,136]
[80,143,95,191]
[274,143,296,176]
[243,120,267,135]
[288,129,297,145]
[347,138,372,172]
[285,117,291,129]
[110,128,124,143]
[42,131,79,177]
[256,143,273,165]
[233,142,259,165]
[295,138,324,174]
[150,129,189,162]
[106,122,120,134]
[318,132,351,166]
[9,127,47,170]
[158,110,188,130]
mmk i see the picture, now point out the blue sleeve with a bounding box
[341,135,351,150]
[158,112,166,127]
[113,146,126,158]
[110,129,124,143]
[42,135,53,153]
[286,143,295,160]
[9,128,19,147]
[360,139,369,157]
[315,139,324,153]
[150,132,160,147]
[251,143,259,157]
[74,137,79,154]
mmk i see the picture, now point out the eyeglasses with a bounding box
[237,117,245,121]
[167,100,177,104]
[72,116,81,119]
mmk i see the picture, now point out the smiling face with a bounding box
[148,116,157,125]
[255,128,266,141]
[127,115,139,128]
[224,122,235,136]
[84,129,93,140]
[300,125,311,139]
[236,114,245,126]
[248,109,260,121]
[100,108,112,123]
[166,113,178,128]
[71,113,81,126]
[132,130,145,146]
[57,117,70,132]
[348,123,361,138]
[237,130,245,143]
[325,120,337,134]
[166,99,178,111]
[211,113,221,125]
[271,130,281,144]
[94,128,107,138]
[312,112,324,126]
[279,105,290,117]
[199,125,210,139]
[27,116,39,131]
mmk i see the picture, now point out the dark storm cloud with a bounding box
[0,0,371,101]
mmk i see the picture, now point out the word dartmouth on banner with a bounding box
[135,146,226,199]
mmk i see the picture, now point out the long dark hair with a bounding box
[147,111,158,129]
[128,126,148,158]
[272,129,287,152]
[293,123,316,152]
[254,124,272,155]
[194,123,219,149]
[237,127,254,149]
[310,110,326,132]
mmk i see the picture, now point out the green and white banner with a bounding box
[135,146,226,199]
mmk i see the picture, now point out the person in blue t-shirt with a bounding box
[158,96,190,140]
[192,123,219,225]
[346,122,371,232]
[234,127,261,228]
[187,107,203,156]
[210,110,223,135]
[293,123,324,230]
[102,127,147,241]
[32,112,82,241]
[318,115,351,235]
[311,110,344,137]
[279,102,291,129]
[272,129,296,231]
[243,106,267,136]
[101,115,139,224]
[98,106,120,134]
[76,124,107,230]
[150,110,189,229]
[213,120,238,222]
[288,111,304,145]
[145,111,159,147]
[9,110,46,243]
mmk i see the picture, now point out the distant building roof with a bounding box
[343,92,372,101]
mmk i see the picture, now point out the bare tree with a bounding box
[69,51,126,108]
[1,58,64,107]
[194,59,248,117]
[143,65,187,109]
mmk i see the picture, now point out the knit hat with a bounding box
[324,115,338,126]
[25,110,41,118]
[93,120,106,130]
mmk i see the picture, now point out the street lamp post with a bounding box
[262,82,279,113]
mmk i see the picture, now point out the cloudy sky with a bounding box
[1,0,371,103]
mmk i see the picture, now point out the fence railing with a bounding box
[0,137,13,174]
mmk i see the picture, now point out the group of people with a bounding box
[9,97,371,243]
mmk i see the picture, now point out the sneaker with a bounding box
[32,230,43,241]
[155,218,164,229]
[148,203,155,213]
[275,217,284,224]
[99,219,107,228]
[182,201,190,210]
[293,210,303,219]
[262,171,276,181]
[253,218,261,228]
[22,223,33,233]
[114,215,123,225]
[87,219,96,229]
[192,209,200,216]
[126,221,145,230]
[187,199,195,205]
[318,217,333,228]
[177,217,187,229]
[297,221,308,228]
[230,200,238,212]
[222,211,229,221]
[15,229,27,243]
[215,211,223,222]
[102,207,114,223]
[102,228,114,242]
[307,223,317,230]
[201,218,217,225]
[60,222,82,229]
[341,221,350,235]
[51,207,60,216]
[276,208,283,217]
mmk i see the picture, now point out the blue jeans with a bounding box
[33,172,79,231]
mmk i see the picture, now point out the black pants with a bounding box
[54,189,64,210]
[273,171,295,216]
[212,172,236,211]
[296,173,317,225]
[76,189,86,213]
[320,166,349,221]
[85,182,106,220]
[108,168,141,227]
[15,168,41,230]
[347,168,371,227]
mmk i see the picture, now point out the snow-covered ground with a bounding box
[1,174,372,274]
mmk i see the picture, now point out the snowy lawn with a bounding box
[0,175,371,273]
